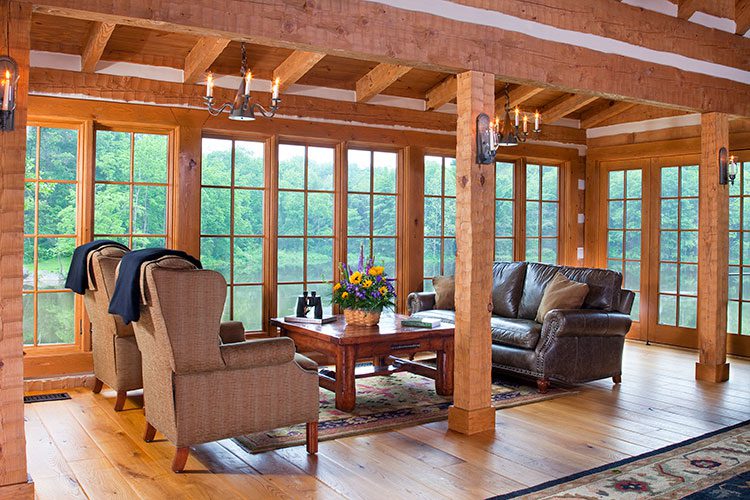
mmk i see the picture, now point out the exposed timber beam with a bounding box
[678,0,734,19]
[355,63,411,102]
[507,85,544,109]
[27,0,750,115]
[80,21,115,73]
[183,36,231,85]
[425,75,456,111]
[737,0,750,35]
[541,94,599,124]
[272,50,326,92]
[580,100,637,129]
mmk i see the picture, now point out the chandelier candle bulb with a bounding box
[514,107,520,126]
[206,73,214,98]
[272,78,280,100]
[244,70,252,95]
[534,110,540,131]
[523,114,528,133]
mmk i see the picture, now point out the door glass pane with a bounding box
[526,163,559,263]
[728,161,750,336]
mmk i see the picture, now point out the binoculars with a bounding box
[295,290,323,319]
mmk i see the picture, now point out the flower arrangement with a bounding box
[332,246,396,325]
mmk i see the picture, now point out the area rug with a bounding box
[492,419,750,499]
[234,368,572,453]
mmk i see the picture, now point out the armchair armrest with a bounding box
[407,292,437,314]
[220,337,296,370]
[219,321,246,344]
[542,309,632,339]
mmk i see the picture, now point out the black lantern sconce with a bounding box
[0,56,19,131]
[719,146,739,186]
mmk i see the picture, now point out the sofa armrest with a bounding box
[219,321,246,344]
[407,292,437,314]
[220,337,295,370]
[617,290,635,315]
[542,309,632,339]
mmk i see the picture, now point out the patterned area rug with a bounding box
[493,420,750,499]
[234,368,572,453]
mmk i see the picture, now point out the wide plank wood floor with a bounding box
[25,341,750,499]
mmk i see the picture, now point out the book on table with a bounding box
[400,317,442,329]
[283,315,337,325]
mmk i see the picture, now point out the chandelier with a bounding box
[204,43,281,121]
[476,83,541,163]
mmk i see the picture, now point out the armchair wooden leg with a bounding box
[92,378,103,394]
[172,447,190,473]
[613,374,622,384]
[143,422,157,443]
[537,378,550,394]
[114,390,127,411]
[306,421,318,455]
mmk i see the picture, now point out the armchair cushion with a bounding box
[294,353,318,372]
[542,309,632,338]
[219,321,246,344]
[220,337,296,370]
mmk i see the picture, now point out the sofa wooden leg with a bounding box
[613,374,622,384]
[172,447,190,473]
[143,422,157,443]
[306,421,318,455]
[114,390,127,411]
[92,378,103,394]
[537,378,550,394]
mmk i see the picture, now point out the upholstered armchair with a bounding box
[131,256,319,472]
[84,245,142,411]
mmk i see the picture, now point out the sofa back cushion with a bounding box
[491,261,527,318]
[518,263,623,320]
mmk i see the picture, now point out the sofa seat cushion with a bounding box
[491,317,541,350]
[412,309,456,323]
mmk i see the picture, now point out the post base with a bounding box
[448,405,495,435]
[695,362,730,382]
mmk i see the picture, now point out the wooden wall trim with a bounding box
[0,0,31,489]
[170,110,203,256]
[399,146,425,312]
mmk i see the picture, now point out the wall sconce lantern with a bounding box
[0,56,19,131]
[719,147,739,186]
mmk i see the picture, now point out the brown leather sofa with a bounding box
[407,261,634,392]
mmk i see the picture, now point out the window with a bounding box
[347,149,398,270]
[277,144,335,316]
[606,169,643,321]
[94,130,169,248]
[423,155,456,291]
[24,126,79,346]
[728,160,750,335]
[495,161,515,261]
[657,165,698,328]
[525,163,559,263]
[200,138,265,331]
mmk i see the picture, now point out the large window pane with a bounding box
[423,155,456,283]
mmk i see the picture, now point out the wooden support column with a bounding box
[0,1,33,497]
[448,71,496,435]
[696,112,730,382]
[170,110,203,256]
[398,146,425,313]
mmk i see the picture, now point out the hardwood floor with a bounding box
[25,341,750,499]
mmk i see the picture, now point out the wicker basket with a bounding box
[343,308,382,327]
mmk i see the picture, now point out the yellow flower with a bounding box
[341,292,349,299]
[362,279,373,288]
[369,266,384,276]
[333,283,341,291]
[349,272,363,284]
[378,286,388,295]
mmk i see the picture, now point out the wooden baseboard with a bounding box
[0,478,34,500]
[24,351,93,378]
[695,362,730,382]
[447,405,496,435]
[24,373,96,393]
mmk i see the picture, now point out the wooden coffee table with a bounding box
[271,314,454,412]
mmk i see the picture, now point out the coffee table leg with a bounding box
[435,341,454,396]
[335,346,356,412]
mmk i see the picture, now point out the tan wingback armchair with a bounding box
[131,256,319,472]
[84,245,142,411]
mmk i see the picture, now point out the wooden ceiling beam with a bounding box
[580,100,637,129]
[80,21,115,73]
[355,63,411,102]
[495,85,544,115]
[737,0,750,35]
[183,36,231,85]
[424,75,457,111]
[272,50,326,92]
[678,0,734,19]
[541,94,599,124]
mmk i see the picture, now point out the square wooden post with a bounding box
[0,1,33,497]
[696,112,730,382]
[170,110,203,257]
[447,71,496,435]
